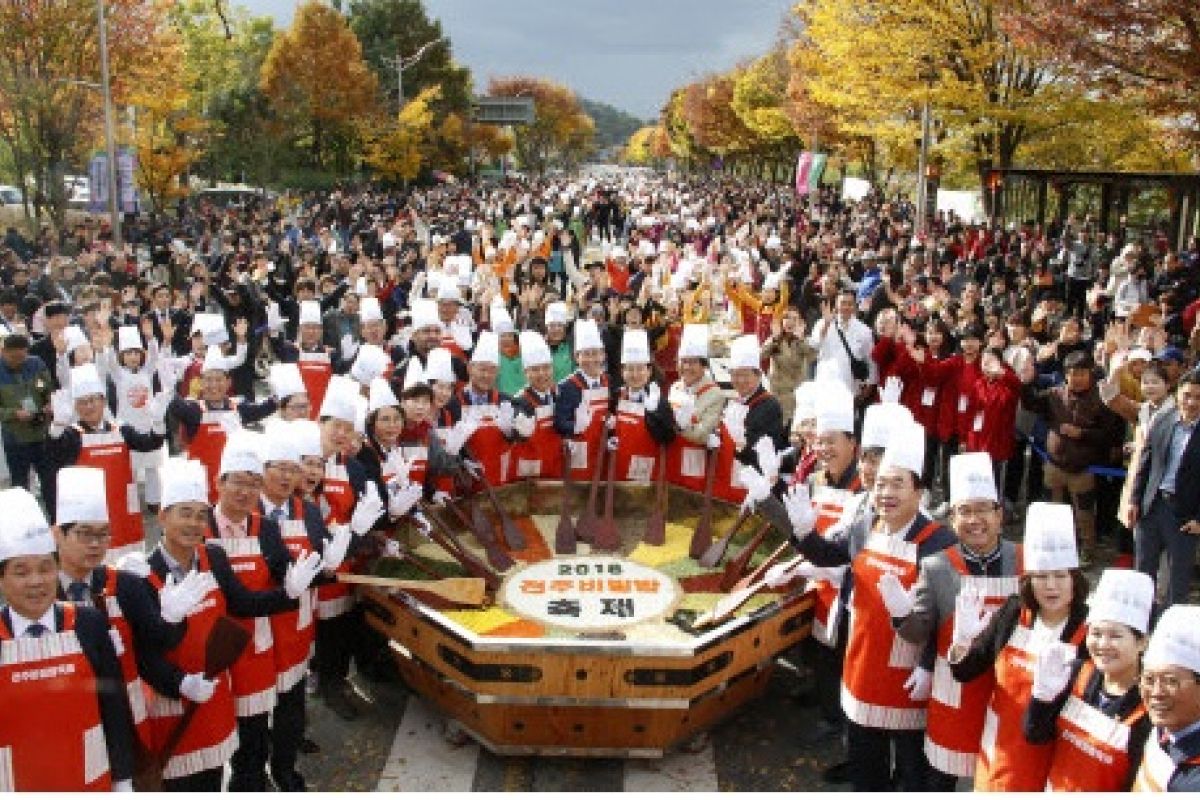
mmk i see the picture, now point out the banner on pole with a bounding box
[117,148,137,214]
[88,153,108,213]
[795,151,828,195]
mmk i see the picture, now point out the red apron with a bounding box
[712,391,771,504]
[74,425,144,561]
[97,567,150,748]
[841,521,941,731]
[508,389,563,481]
[431,408,457,497]
[185,400,240,503]
[296,350,332,421]
[144,547,238,780]
[564,373,609,483]
[205,513,277,718]
[807,475,862,647]
[974,608,1088,791]
[271,498,316,694]
[317,457,356,620]
[0,604,113,791]
[665,382,715,493]
[1046,661,1146,791]
[925,548,1022,777]
[613,390,660,482]
[457,388,512,487]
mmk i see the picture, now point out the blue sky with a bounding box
[241,0,795,119]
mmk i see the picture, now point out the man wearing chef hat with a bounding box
[666,323,726,494]
[443,330,516,488]
[0,486,136,791]
[542,300,575,382]
[396,298,469,391]
[46,363,168,561]
[710,334,786,504]
[553,318,613,484]
[891,451,1022,788]
[1134,604,1200,791]
[780,419,956,790]
[273,300,335,420]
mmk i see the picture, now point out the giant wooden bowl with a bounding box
[360,480,813,758]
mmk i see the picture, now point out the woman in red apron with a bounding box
[552,319,610,484]
[665,323,722,494]
[508,331,563,481]
[950,502,1090,791]
[1024,568,1153,791]
[611,330,675,483]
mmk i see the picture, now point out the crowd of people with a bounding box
[1,173,1200,792]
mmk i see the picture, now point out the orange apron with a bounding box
[270,498,316,694]
[664,382,715,493]
[316,458,357,620]
[1046,660,1146,791]
[185,399,240,503]
[73,425,144,561]
[613,391,660,482]
[563,372,609,483]
[296,350,332,421]
[508,389,563,481]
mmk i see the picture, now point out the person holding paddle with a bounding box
[665,323,725,495]
[553,318,612,485]
[0,486,136,791]
[610,329,675,484]
[508,330,564,481]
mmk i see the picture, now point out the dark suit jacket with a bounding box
[1132,406,1200,522]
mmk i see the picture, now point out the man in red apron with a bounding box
[1133,604,1200,791]
[397,299,469,396]
[666,323,725,494]
[611,329,675,483]
[780,420,956,790]
[711,335,786,505]
[46,363,166,562]
[509,331,564,481]
[0,486,135,791]
[891,451,1023,788]
[273,301,333,420]
[444,331,515,488]
[553,319,612,485]
[435,276,473,361]
[269,363,313,423]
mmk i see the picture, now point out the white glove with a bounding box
[738,464,772,512]
[878,572,916,619]
[350,483,385,535]
[573,401,592,435]
[754,436,780,482]
[673,400,695,430]
[431,490,451,507]
[321,524,353,572]
[782,483,818,538]
[160,569,211,625]
[383,449,413,484]
[722,404,747,448]
[115,550,152,579]
[441,418,479,456]
[340,333,360,361]
[706,432,721,449]
[903,667,932,701]
[765,561,800,589]
[642,383,661,413]
[1032,642,1076,701]
[496,401,515,436]
[1098,375,1119,405]
[112,778,133,792]
[218,414,242,436]
[51,389,74,428]
[179,673,217,703]
[881,376,904,404]
[952,588,994,647]
[450,322,474,352]
[412,271,426,296]
[387,480,424,518]
[266,302,283,333]
[284,551,323,599]
[513,412,536,438]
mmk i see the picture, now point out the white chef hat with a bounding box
[472,331,500,365]
[814,383,855,435]
[219,430,265,477]
[201,346,231,375]
[1144,605,1200,673]
[319,375,361,423]
[349,344,390,386]
[519,331,552,368]
[291,419,323,459]
[0,487,54,562]
[360,297,384,324]
[861,402,913,450]
[56,466,108,526]
[490,302,515,336]
[574,319,605,354]
[611,245,628,260]
[269,363,307,401]
[949,451,998,505]
[728,335,762,371]
[64,325,90,354]
[638,240,656,258]
[159,457,209,509]
[763,271,785,292]
[436,276,464,303]
[678,323,709,361]
[196,314,228,347]
[765,235,783,250]
[411,298,440,330]
[262,420,300,465]
[1023,502,1079,571]
[621,329,651,365]
[544,302,569,326]
[117,325,144,353]
[299,300,322,326]
[401,358,427,391]
[369,376,400,413]
[878,419,926,477]
[352,394,368,435]
[70,363,106,400]
[1087,569,1154,634]
[426,347,456,384]
[793,382,817,423]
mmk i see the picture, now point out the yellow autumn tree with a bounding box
[361,84,440,183]
[622,125,671,165]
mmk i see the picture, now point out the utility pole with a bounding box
[388,37,446,110]
[96,0,122,251]
[915,58,938,238]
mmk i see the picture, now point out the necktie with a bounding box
[67,581,88,602]
[25,623,48,639]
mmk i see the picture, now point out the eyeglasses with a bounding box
[71,529,111,544]
[954,503,1000,519]
[1140,673,1196,693]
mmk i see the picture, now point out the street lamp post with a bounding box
[915,58,938,238]
[96,0,122,251]
[389,37,446,109]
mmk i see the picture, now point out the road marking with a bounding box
[623,741,720,793]
[375,696,480,792]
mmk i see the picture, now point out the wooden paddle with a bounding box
[718,519,773,591]
[133,615,251,791]
[574,424,609,544]
[593,441,621,551]
[642,444,669,546]
[445,496,514,572]
[694,553,806,628]
[697,507,752,568]
[417,502,503,592]
[461,444,526,550]
[555,441,577,554]
[337,574,487,606]
[688,449,718,559]
[732,540,794,592]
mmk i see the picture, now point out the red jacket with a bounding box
[965,366,1022,462]
[871,337,924,419]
